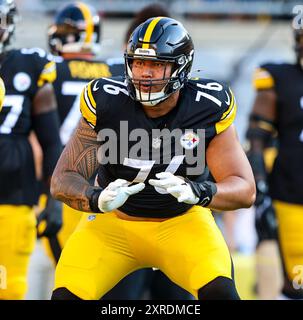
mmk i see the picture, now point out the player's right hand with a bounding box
[98,179,145,213]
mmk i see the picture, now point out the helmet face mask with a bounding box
[125,17,194,106]
[0,0,18,53]
[48,2,101,56]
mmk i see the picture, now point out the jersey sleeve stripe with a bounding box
[253,67,274,90]
[220,90,235,121]
[80,86,96,128]
[86,81,97,109]
[84,86,96,115]
[215,94,237,134]
[37,61,57,87]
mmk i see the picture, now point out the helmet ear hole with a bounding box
[125,17,194,106]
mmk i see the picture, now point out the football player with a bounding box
[246,26,303,299]
[39,1,114,264]
[50,17,255,300]
[104,3,195,301]
[40,2,195,301]
[0,0,62,299]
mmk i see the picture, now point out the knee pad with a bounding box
[51,287,82,300]
[198,276,240,300]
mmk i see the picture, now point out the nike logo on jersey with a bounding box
[93,81,100,91]
[224,90,230,105]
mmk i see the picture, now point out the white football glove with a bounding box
[98,179,145,213]
[149,172,199,204]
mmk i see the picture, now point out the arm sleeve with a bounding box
[32,111,62,181]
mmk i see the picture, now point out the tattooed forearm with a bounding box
[51,118,99,212]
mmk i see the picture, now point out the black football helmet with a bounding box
[0,0,18,53]
[125,17,194,106]
[48,2,101,55]
[294,27,303,67]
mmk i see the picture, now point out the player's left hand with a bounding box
[37,197,63,238]
[149,172,199,204]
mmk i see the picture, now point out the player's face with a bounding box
[131,59,173,93]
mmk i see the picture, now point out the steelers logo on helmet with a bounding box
[124,17,194,107]
[180,131,200,150]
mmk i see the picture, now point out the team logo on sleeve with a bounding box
[13,72,31,92]
[180,131,200,150]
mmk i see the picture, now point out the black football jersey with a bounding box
[53,56,124,145]
[80,76,237,218]
[0,48,56,205]
[253,63,303,204]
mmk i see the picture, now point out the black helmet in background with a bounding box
[48,2,101,56]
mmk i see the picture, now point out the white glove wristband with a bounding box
[97,179,145,213]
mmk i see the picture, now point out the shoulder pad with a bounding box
[191,78,230,108]
[98,76,129,96]
[20,47,49,59]
[189,79,237,134]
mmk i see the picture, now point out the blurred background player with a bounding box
[39,1,112,263]
[246,24,303,300]
[0,0,62,299]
